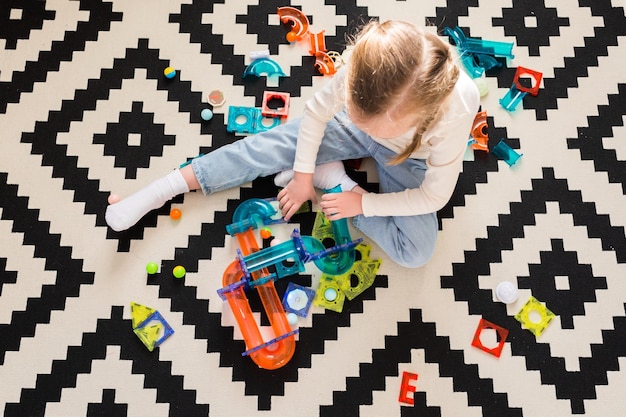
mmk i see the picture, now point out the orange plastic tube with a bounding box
[222,228,295,369]
[277,6,309,42]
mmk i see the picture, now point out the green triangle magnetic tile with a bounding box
[130,302,157,329]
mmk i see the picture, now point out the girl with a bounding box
[106,20,480,268]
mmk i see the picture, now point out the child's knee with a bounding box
[390,230,437,268]
[392,244,435,268]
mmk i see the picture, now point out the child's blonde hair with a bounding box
[346,20,460,164]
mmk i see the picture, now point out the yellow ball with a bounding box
[164,66,176,79]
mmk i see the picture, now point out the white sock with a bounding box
[105,170,190,231]
[274,161,357,192]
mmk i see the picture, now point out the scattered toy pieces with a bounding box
[443,26,513,78]
[499,83,527,112]
[471,318,509,358]
[145,262,159,275]
[261,91,290,118]
[398,371,419,406]
[163,66,176,79]
[492,139,522,166]
[276,6,337,75]
[515,296,555,338]
[201,108,213,121]
[250,49,270,61]
[130,302,174,351]
[469,111,489,152]
[169,208,182,220]
[227,105,282,134]
[208,90,225,107]
[277,6,309,42]
[513,66,543,96]
[496,281,519,304]
[243,58,286,79]
[172,265,186,279]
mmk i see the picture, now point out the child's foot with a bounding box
[274,161,357,192]
[105,170,190,231]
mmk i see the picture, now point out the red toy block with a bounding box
[261,91,290,118]
[513,66,543,96]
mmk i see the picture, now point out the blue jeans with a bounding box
[192,110,437,267]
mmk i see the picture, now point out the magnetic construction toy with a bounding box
[130,302,175,352]
[217,188,364,370]
[515,296,555,338]
[472,318,509,358]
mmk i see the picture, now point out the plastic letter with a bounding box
[399,372,418,405]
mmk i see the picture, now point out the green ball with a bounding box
[146,262,159,275]
[173,265,186,279]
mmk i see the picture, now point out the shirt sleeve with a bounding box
[361,74,480,217]
[292,71,347,173]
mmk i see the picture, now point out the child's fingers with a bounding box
[284,202,300,221]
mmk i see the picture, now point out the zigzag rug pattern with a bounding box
[1,0,626,416]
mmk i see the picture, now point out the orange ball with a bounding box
[170,208,182,220]
[260,228,272,240]
[286,32,297,43]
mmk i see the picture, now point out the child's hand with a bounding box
[320,191,363,220]
[277,172,317,221]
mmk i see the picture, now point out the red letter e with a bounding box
[398,371,418,405]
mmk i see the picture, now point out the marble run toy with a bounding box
[243,58,286,79]
[314,52,337,76]
[277,6,309,42]
[217,196,361,369]
[469,111,489,152]
[309,31,326,55]
[310,208,381,313]
[443,26,514,78]
[499,83,527,112]
[492,139,522,166]
[275,7,337,75]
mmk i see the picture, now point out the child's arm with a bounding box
[359,111,477,217]
[356,73,479,218]
[279,70,347,220]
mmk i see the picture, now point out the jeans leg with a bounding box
[191,110,373,195]
[352,144,438,268]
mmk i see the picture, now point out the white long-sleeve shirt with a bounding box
[293,69,480,217]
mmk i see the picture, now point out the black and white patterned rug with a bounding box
[2,1,626,416]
